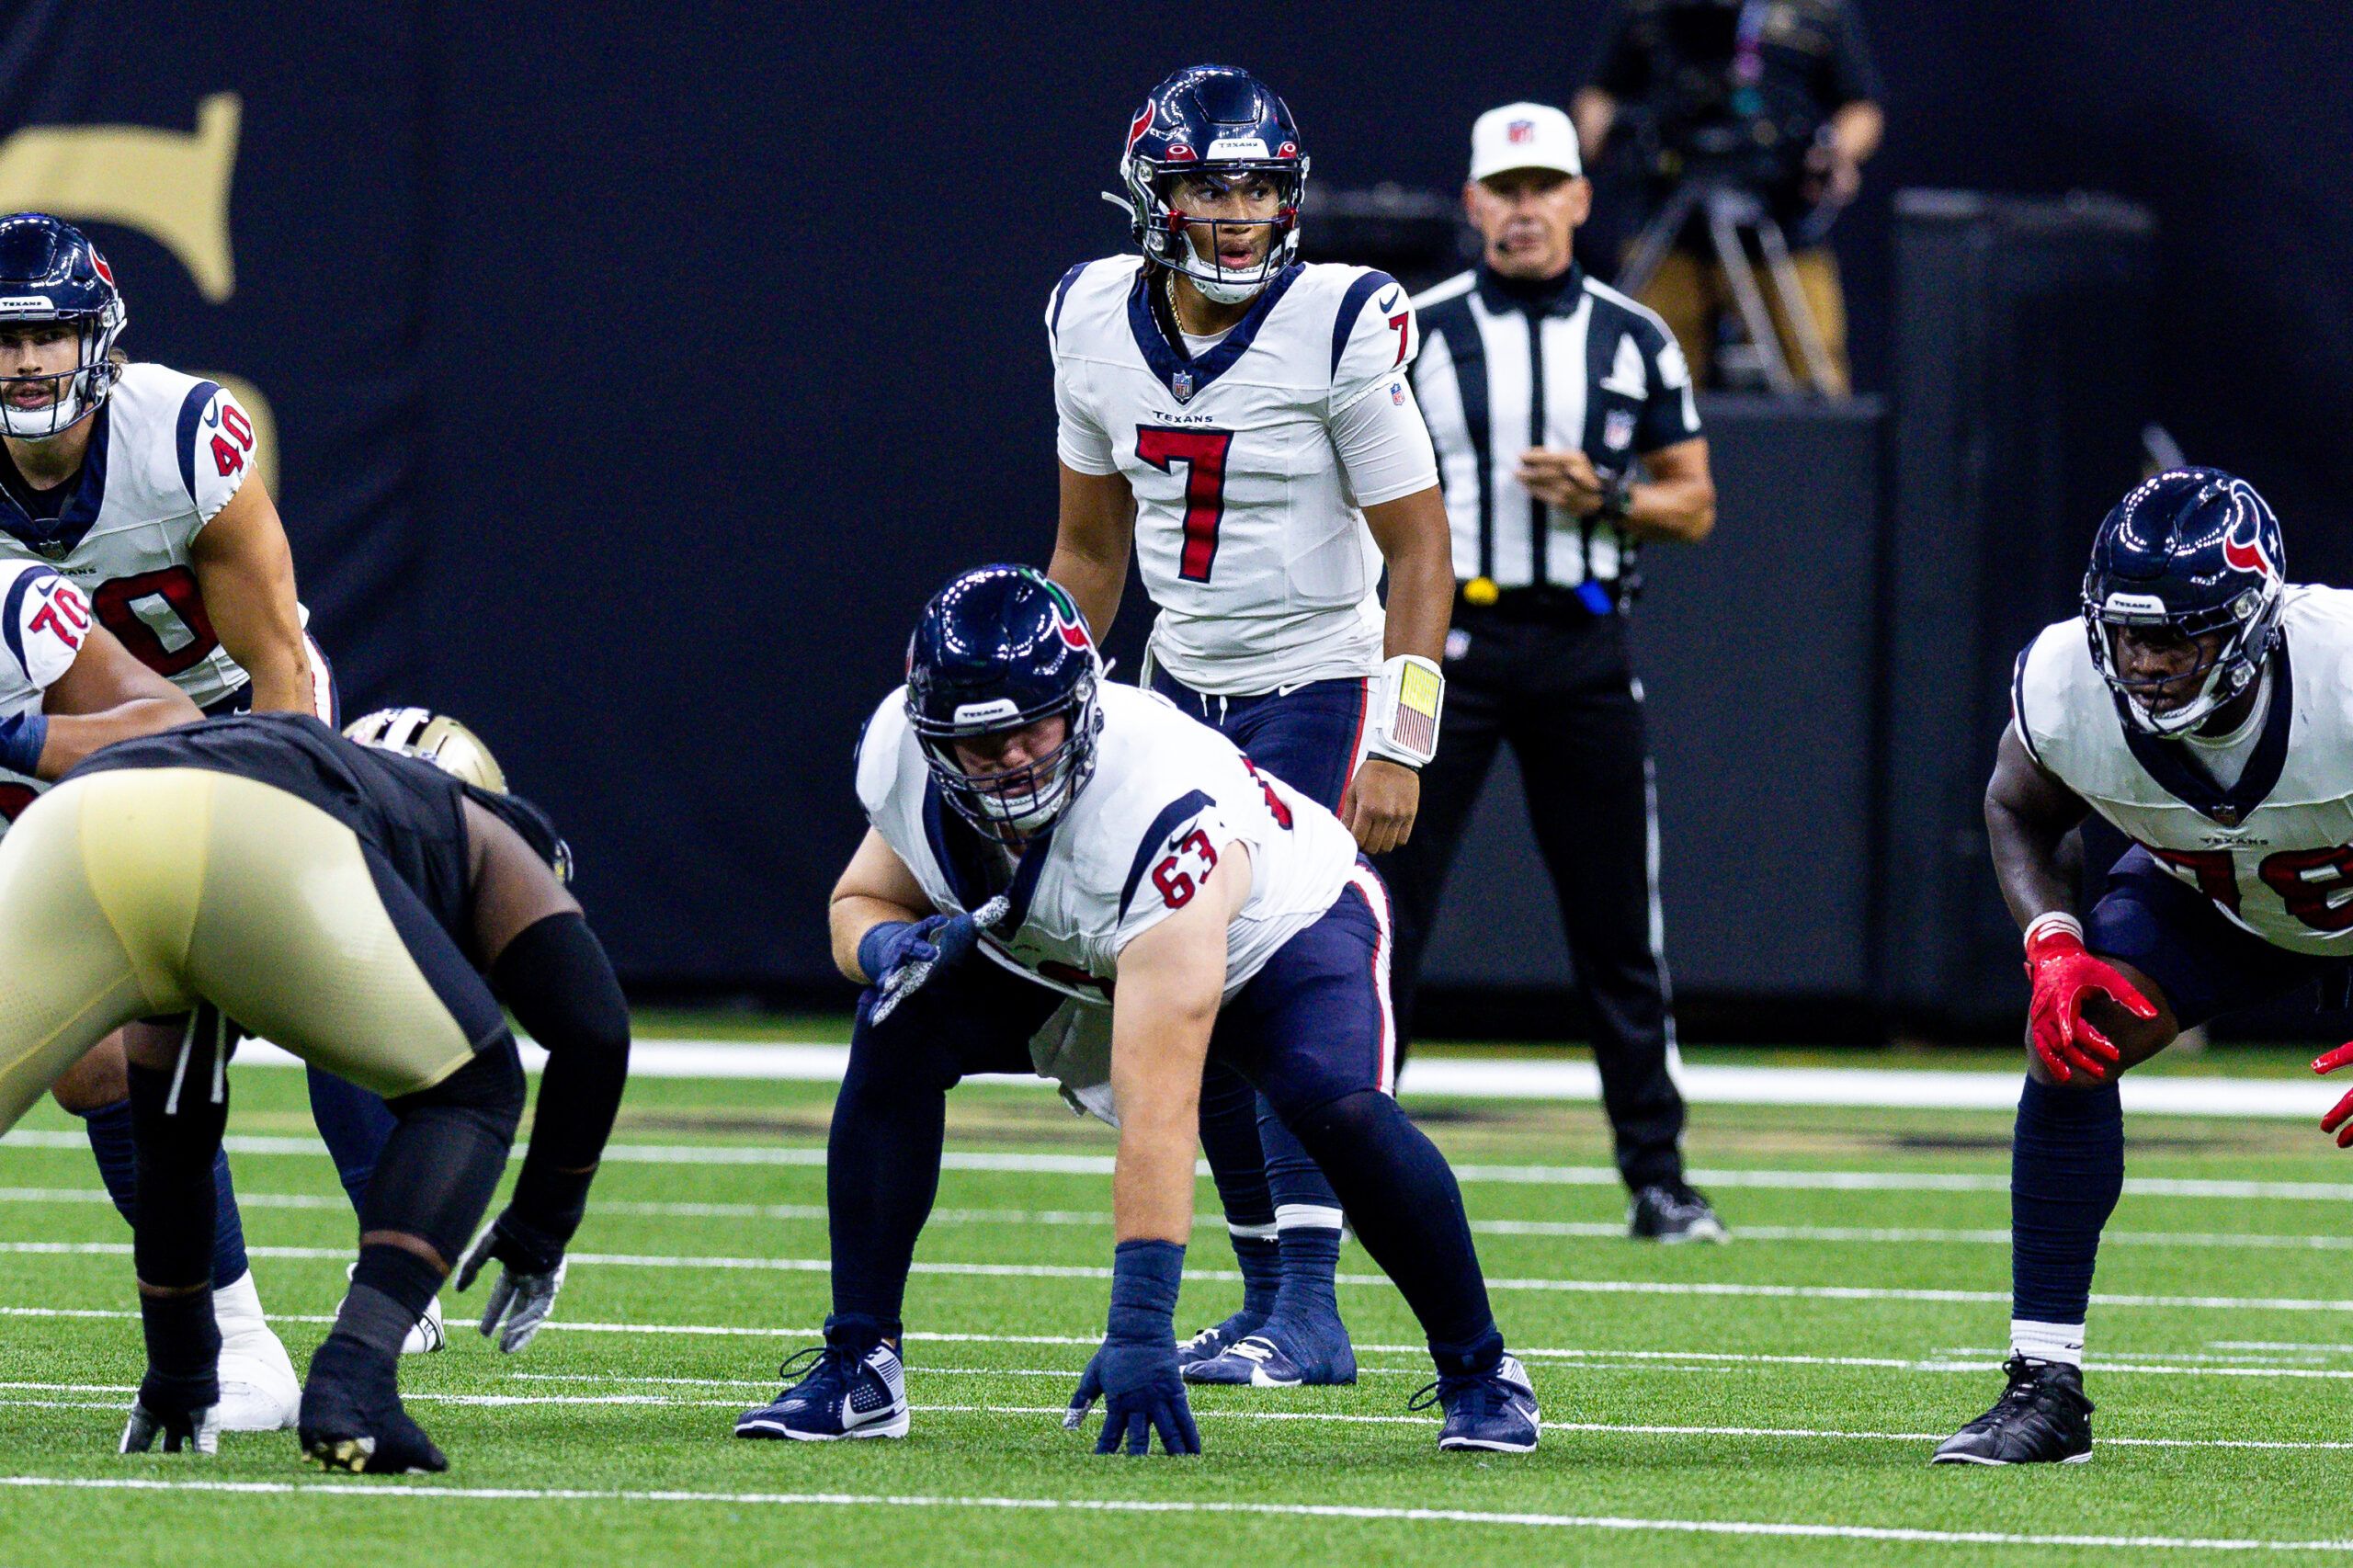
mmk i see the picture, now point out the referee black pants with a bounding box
[1376,602,1688,1192]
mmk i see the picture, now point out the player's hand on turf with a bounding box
[866,895,1010,1024]
[2023,920,2151,1084]
[1085,1335,1200,1456]
[2312,1042,2353,1147]
[454,1208,569,1353]
[1341,758,1420,856]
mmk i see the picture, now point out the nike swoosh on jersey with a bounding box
[1377,290,1399,311]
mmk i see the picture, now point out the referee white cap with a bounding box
[1469,102,1582,183]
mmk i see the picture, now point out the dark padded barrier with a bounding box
[1420,395,1881,1004]
[1879,192,2157,1027]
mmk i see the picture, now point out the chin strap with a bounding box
[1363,654,1446,770]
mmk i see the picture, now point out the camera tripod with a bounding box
[1615,177,1842,397]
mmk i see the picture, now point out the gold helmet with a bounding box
[343,707,509,793]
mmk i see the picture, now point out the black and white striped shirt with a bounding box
[1412,264,1701,594]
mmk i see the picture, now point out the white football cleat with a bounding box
[403,1295,446,1356]
[210,1270,301,1432]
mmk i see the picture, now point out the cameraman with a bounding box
[1572,0,1883,394]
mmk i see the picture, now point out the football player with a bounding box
[0,709,631,1471]
[1937,470,2353,1464]
[0,211,432,1421]
[733,567,1537,1455]
[1046,65,1456,1388]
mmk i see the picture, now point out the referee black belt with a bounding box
[1454,580,1623,621]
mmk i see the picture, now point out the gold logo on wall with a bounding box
[0,93,241,302]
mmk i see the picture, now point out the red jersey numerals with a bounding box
[1151,827,1220,909]
[1134,426,1233,583]
[27,581,89,653]
[211,401,256,477]
[90,566,219,676]
[2149,840,2353,932]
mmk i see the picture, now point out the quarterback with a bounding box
[1938,470,2353,1463]
[734,567,1538,1455]
[1046,65,1456,1387]
[0,710,631,1471]
[0,211,426,1425]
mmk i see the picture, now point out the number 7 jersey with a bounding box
[2014,585,2353,954]
[1049,256,1437,695]
[0,361,276,712]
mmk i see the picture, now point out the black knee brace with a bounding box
[364,1041,525,1264]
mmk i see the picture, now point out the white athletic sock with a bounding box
[1273,1204,1344,1233]
[2010,1318,2086,1368]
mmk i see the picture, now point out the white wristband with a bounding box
[1363,654,1445,769]
[2023,911,2084,950]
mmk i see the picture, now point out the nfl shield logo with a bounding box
[1507,119,1535,143]
[1172,369,1194,401]
[1604,408,1636,450]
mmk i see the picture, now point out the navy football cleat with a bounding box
[1932,1356,2093,1465]
[1183,1320,1357,1388]
[298,1373,448,1474]
[1415,1354,1540,1453]
[735,1342,909,1441]
[1176,1309,1265,1369]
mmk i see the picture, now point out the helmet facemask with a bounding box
[1123,160,1305,306]
[2084,583,2280,737]
[913,671,1103,846]
[0,301,127,439]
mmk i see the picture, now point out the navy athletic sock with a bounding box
[1198,1060,1280,1292]
[81,1098,248,1288]
[2010,1076,2124,1327]
[1258,1097,1346,1325]
[306,1065,399,1215]
[1284,1090,1498,1358]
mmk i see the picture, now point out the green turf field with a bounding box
[6,1048,2353,1565]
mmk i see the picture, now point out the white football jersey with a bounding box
[0,362,278,712]
[1050,256,1436,694]
[0,559,97,834]
[858,681,1361,1003]
[2015,585,2353,955]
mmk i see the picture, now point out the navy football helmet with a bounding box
[905,565,1103,842]
[1118,64,1307,304]
[0,213,128,439]
[2082,467,2286,735]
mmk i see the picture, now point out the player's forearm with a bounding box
[1623,475,1716,542]
[1108,1029,1211,1244]
[1987,796,2079,931]
[1047,541,1126,643]
[33,695,199,778]
[830,892,926,983]
[232,634,313,712]
[1368,491,1453,664]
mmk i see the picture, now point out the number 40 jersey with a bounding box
[0,361,278,712]
[858,682,1364,1006]
[2014,585,2353,955]
[1049,256,1440,696]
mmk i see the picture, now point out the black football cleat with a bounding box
[1628,1183,1729,1244]
[299,1339,449,1474]
[1931,1355,2093,1466]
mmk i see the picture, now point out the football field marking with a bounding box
[0,1474,2347,1551]
[17,1184,2353,1253]
[11,1240,2352,1313]
[14,1131,2353,1202]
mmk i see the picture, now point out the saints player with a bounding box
[0,709,631,1471]
[0,211,430,1417]
[1046,65,1456,1388]
[1937,470,2353,1464]
[735,567,1537,1455]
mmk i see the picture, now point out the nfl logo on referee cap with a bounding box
[1507,119,1536,143]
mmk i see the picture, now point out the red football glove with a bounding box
[2023,915,2152,1084]
[2312,1043,2353,1147]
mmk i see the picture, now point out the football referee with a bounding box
[1381,102,1723,1243]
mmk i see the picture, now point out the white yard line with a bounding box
[9,1130,2353,1203]
[0,1473,2347,1551]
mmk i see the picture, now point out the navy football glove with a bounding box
[864,894,1008,1025]
[1066,1240,1200,1456]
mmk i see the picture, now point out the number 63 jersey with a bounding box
[858,682,1362,1005]
[0,361,278,713]
[2014,585,2353,954]
[1049,256,1439,695]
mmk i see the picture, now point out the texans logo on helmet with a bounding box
[1039,578,1093,651]
[91,251,114,287]
[2223,517,2279,580]
[1125,104,1155,155]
